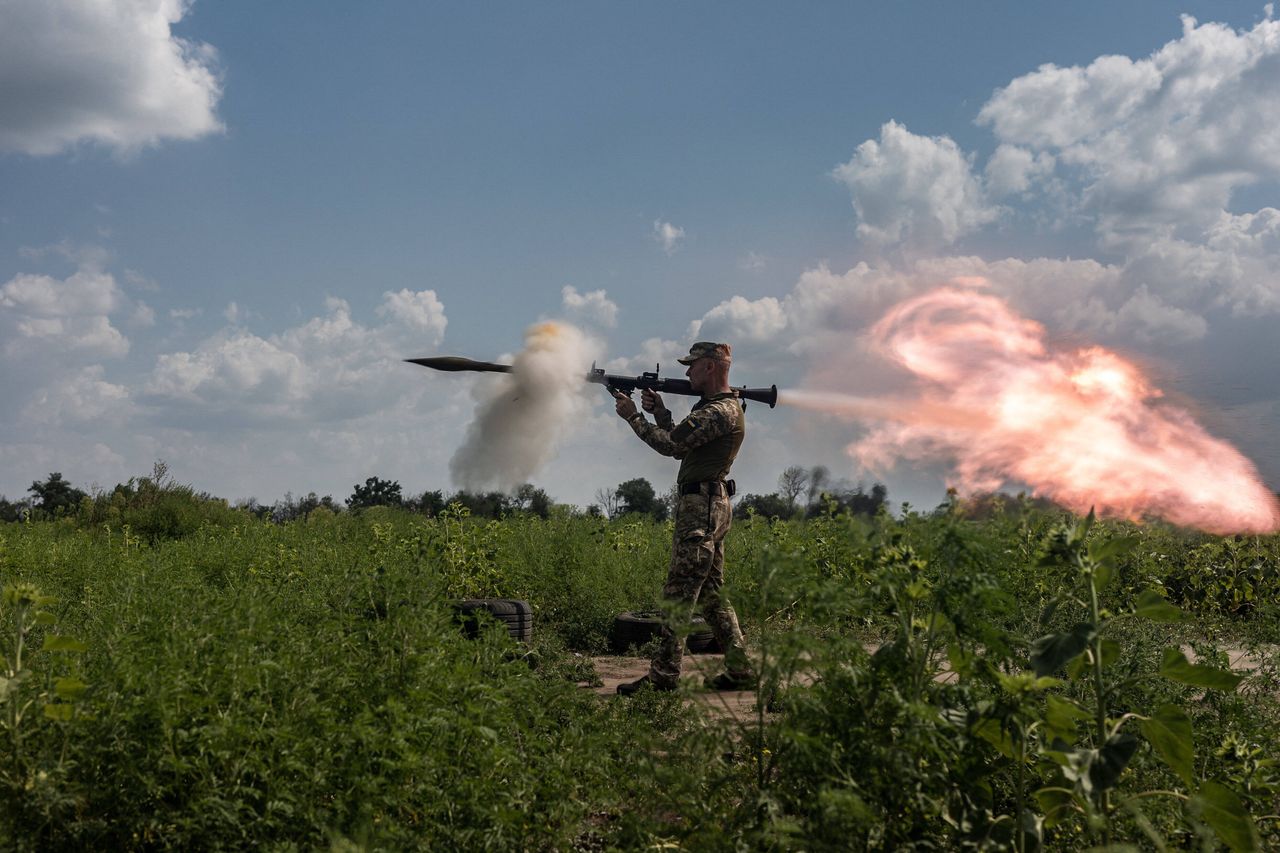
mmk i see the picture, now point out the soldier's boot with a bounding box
[703,602,755,689]
[644,614,685,691]
[617,675,677,696]
[703,671,757,691]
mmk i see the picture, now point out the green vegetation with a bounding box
[1,475,1278,850]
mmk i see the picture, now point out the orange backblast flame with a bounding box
[784,287,1280,535]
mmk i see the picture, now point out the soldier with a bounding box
[612,341,756,694]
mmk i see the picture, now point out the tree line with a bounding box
[735,464,888,520]
[1,462,889,525]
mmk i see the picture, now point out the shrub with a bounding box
[79,462,246,542]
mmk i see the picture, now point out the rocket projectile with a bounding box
[405,356,513,374]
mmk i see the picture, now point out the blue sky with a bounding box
[2,1,1278,510]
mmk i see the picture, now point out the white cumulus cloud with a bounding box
[147,330,307,407]
[0,265,130,358]
[689,295,787,343]
[560,285,618,328]
[684,248,1220,363]
[811,11,1280,343]
[833,121,1000,248]
[0,269,120,317]
[653,220,686,255]
[0,0,224,155]
[984,144,1057,198]
[130,301,157,328]
[377,288,449,344]
[978,15,1280,239]
[144,290,449,426]
[604,337,686,373]
[20,365,131,427]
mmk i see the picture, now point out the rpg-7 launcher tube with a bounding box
[586,369,778,409]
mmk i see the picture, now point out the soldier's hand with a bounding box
[641,388,666,415]
[612,389,639,421]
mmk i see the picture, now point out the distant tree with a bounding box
[273,491,338,522]
[585,504,603,518]
[298,492,340,516]
[734,492,794,520]
[593,486,621,519]
[296,493,320,517]
[807,482,888,519]
[272,492,301,523]
[346,476,403,510]
[409,489,447,517]
[512,483,552,518]
[845,482,888,516]
[449,490,510,518]
[235,497,273,520]
[616,478,667,521]
[778,466,809,511]
[947,490,1059,520]
[0,495,29,522]
[29,472,87,517]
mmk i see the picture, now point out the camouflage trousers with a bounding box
[649,488,751,689]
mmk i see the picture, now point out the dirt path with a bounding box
[581,644,1274,724]
[1208,646,1272,673]
[585,654,763,724]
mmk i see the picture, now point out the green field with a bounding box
[3,495,1279,851]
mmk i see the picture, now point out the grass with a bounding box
[1,501,1278,850]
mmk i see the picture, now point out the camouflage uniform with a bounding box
[625,344,753,689]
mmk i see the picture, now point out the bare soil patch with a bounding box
[582,645,1273,725]
[585,654,762,723]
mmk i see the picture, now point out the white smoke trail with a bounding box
[449,321,598,492]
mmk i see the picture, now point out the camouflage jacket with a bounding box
[627,391,745,485]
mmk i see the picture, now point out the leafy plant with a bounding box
[1022,512,1258,850]
[1,581,89,841]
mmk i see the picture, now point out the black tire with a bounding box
[457,599,532,618]
[609,611,662,652]
[609,611,723,654]
[686,617,722,655]
[458,615,533,642]
[454,599,534,643]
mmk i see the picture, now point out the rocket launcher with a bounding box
[406,356,778,408]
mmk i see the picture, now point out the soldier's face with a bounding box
[685,357,713,391]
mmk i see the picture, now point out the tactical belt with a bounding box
[679,479,736,497]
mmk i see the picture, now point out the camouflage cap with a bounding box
[677,341,732,365]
